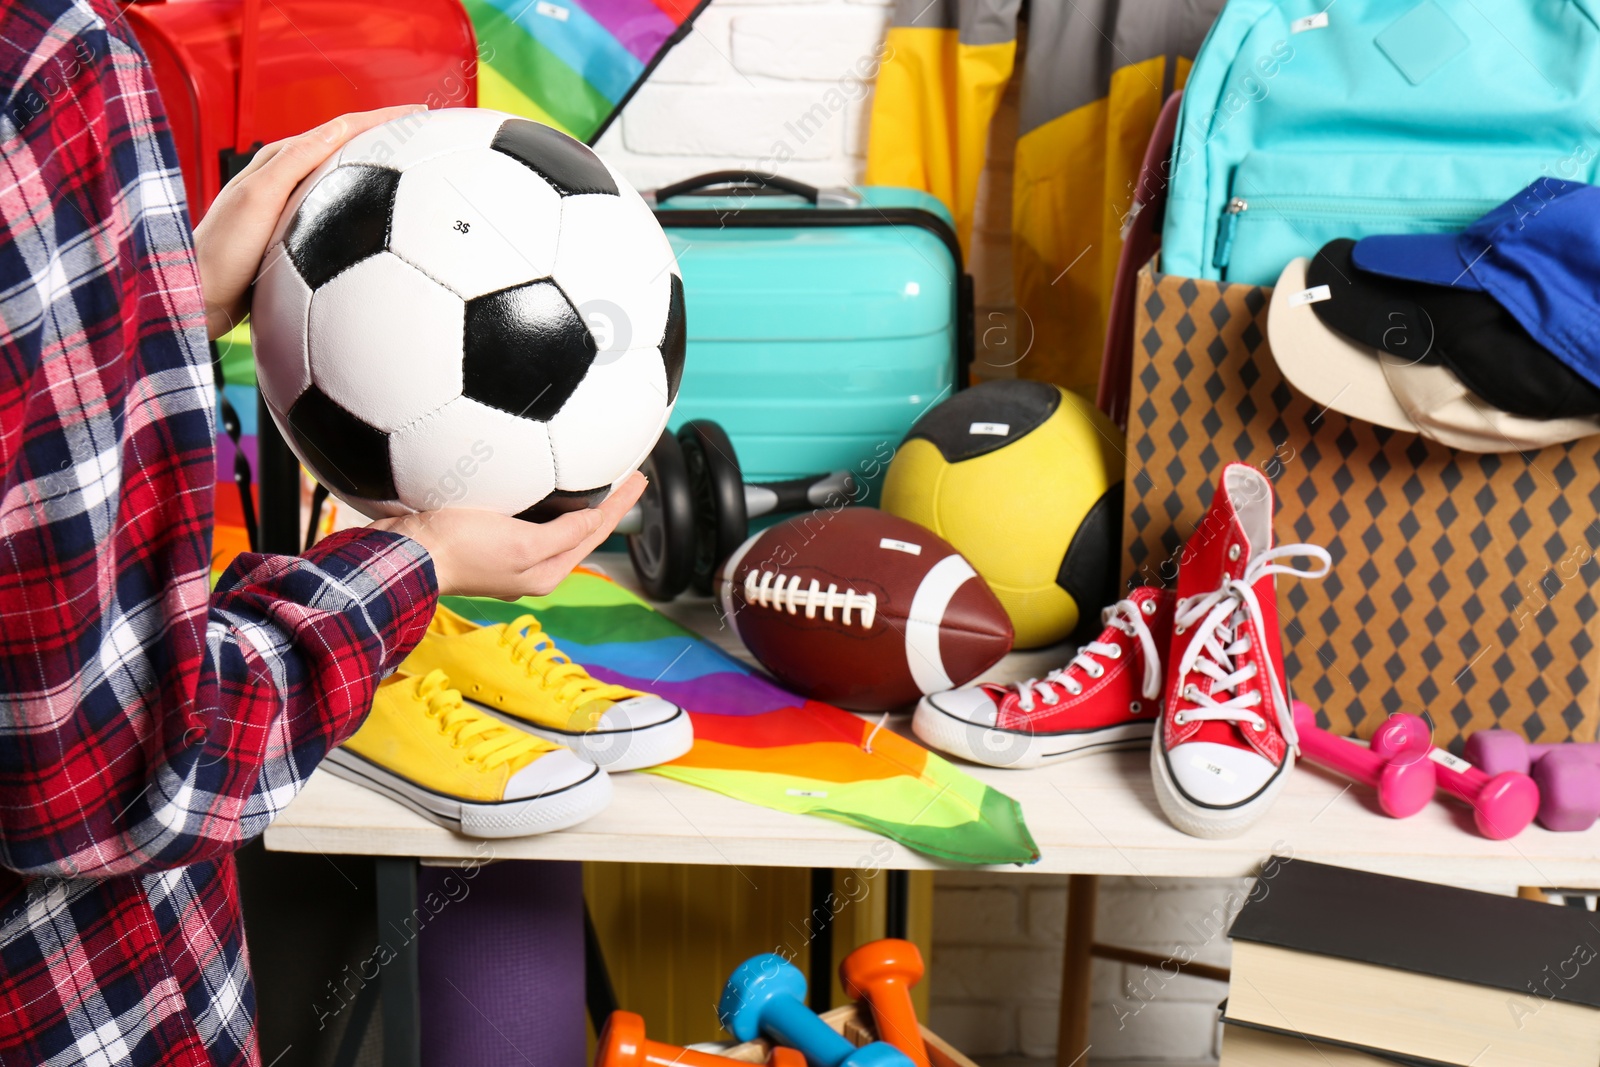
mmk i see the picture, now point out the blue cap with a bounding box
[1352,179,1600,390]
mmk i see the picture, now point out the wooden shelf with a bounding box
[265,554,1600,890]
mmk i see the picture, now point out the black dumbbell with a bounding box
[616,419,857,600]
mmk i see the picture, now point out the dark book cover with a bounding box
[1227,860,1600,1008]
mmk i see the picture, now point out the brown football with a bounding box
[717,507,1014,712]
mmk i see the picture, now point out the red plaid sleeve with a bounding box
[0,2,437,1064]
[0,528,437,879]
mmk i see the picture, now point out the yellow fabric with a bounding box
[867,23,1195,396]
[404,605,641,731]
[342,670,559,803]
[880,386,1124,648]
[1013,55,1187,396]
[475,63,571,135]
[864,26,1016,253]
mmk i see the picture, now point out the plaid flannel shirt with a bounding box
[0,3,438,1064]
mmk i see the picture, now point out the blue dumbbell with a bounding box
[718,953,915,1067]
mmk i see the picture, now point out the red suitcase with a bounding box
[127,0,477,219]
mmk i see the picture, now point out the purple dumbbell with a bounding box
[719,954,914,1067]
[1463,730,1600,775]
[1465,731,1600,832]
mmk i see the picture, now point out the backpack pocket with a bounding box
[1212,151,1552,285]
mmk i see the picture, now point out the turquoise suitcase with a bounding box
[650,172,972,496]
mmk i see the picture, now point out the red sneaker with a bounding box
[1152,463,1331,838]
[913,587,1174,768]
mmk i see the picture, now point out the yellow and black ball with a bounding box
[882,380,1124,649]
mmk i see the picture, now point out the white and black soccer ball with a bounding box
[250,107,684,520]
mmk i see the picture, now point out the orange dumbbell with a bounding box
[839,940,930,1067]
[596,1011,803,1067]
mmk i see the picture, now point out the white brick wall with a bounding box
[929,874,1247,1064]
[595,7,1231,1061]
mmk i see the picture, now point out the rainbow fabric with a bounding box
[466,0,708,144]
[444,571,1039,866]
[211,327,259,584]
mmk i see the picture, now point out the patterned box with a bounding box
[1122,263,1600,746]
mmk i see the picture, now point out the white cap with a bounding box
[1267,258,1600,453]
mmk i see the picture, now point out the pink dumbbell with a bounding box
[1464,731,1600,832]
[1291,701,1436,818]
[1371,726,1540,839]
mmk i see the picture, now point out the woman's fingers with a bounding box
[595,472,647,529]
[517,474,649,594]
[518,507,606,565]
[370,471,651,599]
[195,105,429,338]
[255,104,426,195]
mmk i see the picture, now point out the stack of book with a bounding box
[1219,860,1600,1066]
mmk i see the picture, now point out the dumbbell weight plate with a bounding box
[626,431,696,600]
[677,420,748,595]
[1461,729,1533,777]
[1532,746,1600,832]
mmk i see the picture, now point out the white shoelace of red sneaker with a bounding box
[1011,596,1167,713]
[1171,543,1332,745]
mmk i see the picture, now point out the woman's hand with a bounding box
[193,105,426,340]
[370,472,647,599]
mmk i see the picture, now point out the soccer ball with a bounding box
[250,108,684,521]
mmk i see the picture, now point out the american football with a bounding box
[717,508,1014,712]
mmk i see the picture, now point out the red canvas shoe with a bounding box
[913,587,1174,768]
[1152,463,1331,838]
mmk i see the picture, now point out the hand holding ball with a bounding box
[249,108,684,522]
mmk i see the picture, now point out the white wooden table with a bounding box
[266,553,1600,1066]
[270,720,1600,886]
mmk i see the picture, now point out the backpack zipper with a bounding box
[1211,195,1492,270]
[1212,197,1249,271]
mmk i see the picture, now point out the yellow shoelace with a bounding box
[414,670,547,772]
[501,616,637,716]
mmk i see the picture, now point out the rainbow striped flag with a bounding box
[445,570,1040,866]
[466,0,708,144]
[212,326,260,584]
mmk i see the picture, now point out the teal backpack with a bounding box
[1162,0,1600,285]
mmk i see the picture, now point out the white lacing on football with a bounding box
[743,570,878,628]
[1171,544,1332,743]
[1012,596,1166,712]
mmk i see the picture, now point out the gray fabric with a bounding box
[961,0,1025,47]
[888,0,1023,45]
[889,0,958,32]
[1018,0,1225,136]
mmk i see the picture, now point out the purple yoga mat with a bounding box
[417,860,585,1066]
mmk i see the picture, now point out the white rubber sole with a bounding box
[482,704,695,772]
[913,697,1157,770]
[1149,738,1292,839]
[323,749,613,838]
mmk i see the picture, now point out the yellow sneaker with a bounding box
[403,605,693,771]
[325,670,612,838]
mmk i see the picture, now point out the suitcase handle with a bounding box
[653,170,819,204]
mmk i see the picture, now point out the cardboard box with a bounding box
[1121,262,1600,745]
[721,1005,979,1067]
